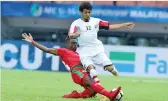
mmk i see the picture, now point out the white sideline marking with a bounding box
[115,79,168,84]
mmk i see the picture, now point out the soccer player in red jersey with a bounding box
[22,33,121,101]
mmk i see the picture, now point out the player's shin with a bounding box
[84,76,120,100]
[90,82,121,101]
[84,76,110,97]
[105,65,119,76]
[90,82,111,97]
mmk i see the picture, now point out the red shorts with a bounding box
[71,65,88,86]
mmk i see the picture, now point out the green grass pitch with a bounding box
[1,69,168,101]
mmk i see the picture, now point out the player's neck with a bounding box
[81,17,90,22]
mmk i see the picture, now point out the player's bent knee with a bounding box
[87,65,95,71]
[104,64,113,71]
[104,65,119,76]
[83,76,93,86]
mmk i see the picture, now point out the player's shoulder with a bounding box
[56,48,71,55]
[57,48,68,50]
[90,17,101,23]
[90,17,101,21]
[72,18,81,24]
[56,48,66,52]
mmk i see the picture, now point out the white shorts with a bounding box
[80,52,112,69]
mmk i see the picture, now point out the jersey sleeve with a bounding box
[56,48,66,56]
[68,20,78,36]
[98,19,109,30]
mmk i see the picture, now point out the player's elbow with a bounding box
[69,34,74,39]
[69,34,76,39]
[69,33,80,39]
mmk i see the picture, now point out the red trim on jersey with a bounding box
[99,21,109,27]
[73,26,77,33]
[68,29,70,36]
[68,26,77,36]
[99,20,109,30]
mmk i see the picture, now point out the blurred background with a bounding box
[1,1,168,77]
[1,1,168,101]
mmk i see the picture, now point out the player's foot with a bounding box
[108,86,121,101]
[62,90,80,98]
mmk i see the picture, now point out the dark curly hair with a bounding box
[79,2,92,12]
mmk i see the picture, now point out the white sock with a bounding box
[110,66,117,74]
[90,69,97,78]
[90,69,100,83]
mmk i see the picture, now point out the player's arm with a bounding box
[99,20,135,30]
[109,22,135,30]
[22,33,57,55]
[68,21,80,39]
[69,33,80,39]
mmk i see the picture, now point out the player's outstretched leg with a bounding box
[83,76,121,101]
[62,89,95,98]
[62,90,80,98]
[63,66,97,99]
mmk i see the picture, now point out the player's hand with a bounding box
[125,22,135,29]
[22,33,33,43]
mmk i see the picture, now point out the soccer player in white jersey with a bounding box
[68,2,135,82]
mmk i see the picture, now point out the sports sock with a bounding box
[90,69,100,83]
[90,82,110,97]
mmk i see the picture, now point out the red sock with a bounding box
[79,89,93,98]
[90,82,110,97]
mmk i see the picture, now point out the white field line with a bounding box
[115,79,168,84]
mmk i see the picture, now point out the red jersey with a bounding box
[56,48,82,70]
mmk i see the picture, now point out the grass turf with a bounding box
[1,69,168,101]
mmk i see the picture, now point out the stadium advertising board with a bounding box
[1,40,168,78]
[2,2,168,23]
[1,40,65,71]
[96,45,168,78]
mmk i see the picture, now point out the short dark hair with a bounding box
[79,2,92,12]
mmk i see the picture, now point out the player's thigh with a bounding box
[93,52,112,67]
[71,68,88,85]
[80,56,94,69]
[71,71,84,85]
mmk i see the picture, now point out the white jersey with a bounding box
[68,17,109,56]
